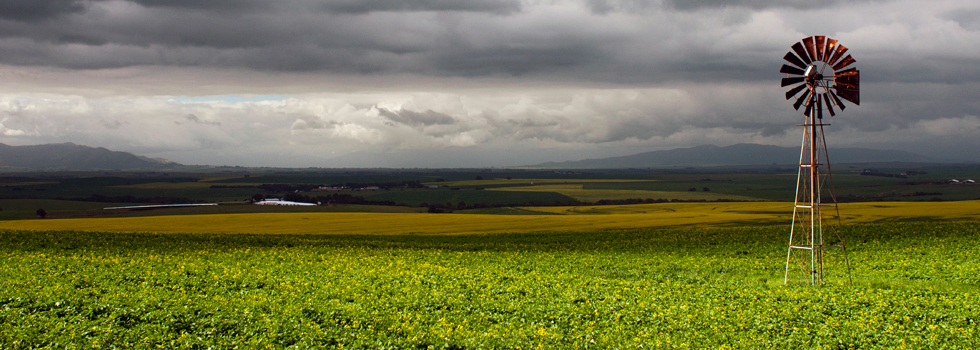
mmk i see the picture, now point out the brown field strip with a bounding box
[0,201,977,235]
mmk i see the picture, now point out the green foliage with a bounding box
[361,188,580,207]
[1,222,978,348]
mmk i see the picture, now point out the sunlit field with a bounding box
[486,184,760,202]
[1,201,978,348]
[1,221,977,348]
[2,201,978,235]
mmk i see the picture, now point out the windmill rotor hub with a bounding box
[804,64,818,79]
[780,35,860,118]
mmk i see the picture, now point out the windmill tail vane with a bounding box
[780,35,857,285]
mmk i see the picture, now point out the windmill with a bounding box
[779,36,856,285]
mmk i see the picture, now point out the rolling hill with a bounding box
[530,144,940,168]
[0,143,178,171]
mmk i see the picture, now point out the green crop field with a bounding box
[1,168,979,347]
[487,184,760,202]
[1,221,978,348]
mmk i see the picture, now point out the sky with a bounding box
[1,0,979,168]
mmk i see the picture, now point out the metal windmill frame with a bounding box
[779,36,858,285]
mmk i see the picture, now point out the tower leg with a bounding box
[785,95,850,285]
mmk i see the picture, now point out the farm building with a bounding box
[253,199,318,206]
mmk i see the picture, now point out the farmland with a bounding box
[1,167,978,348]
[1,221,978,348]
[0,164,978,220]
[2,200,980,235]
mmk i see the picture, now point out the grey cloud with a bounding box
[100,119,124,130]
[604,116,682,141]
[583,0,655,14]
[378,108,456,127]
[127,0,269,11]
[291,117,339,130]
[0,0,974,90]
[663,0,846,11]
[0,0,87,22]
[945,9,980,31]
[431,43,610,77]
[509,118,560,128]
[185,114,220,126]
[322,0,522,14]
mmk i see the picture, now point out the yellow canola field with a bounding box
[1,201,978,236]
[488,184,758,202]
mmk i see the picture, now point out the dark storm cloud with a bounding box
[431,44,610,76]
[0,0,974,88]
[322,0,522,14]
[378,108,456,127]
[2,0,980,160]
[128,0,269,11]
[0,0,87,22]
[0,0,656,79]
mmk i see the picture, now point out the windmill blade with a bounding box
[833,55,856,71]
[836,67,859,77]
[781,76,805,87]
[824,38,838,62]
[827,45,848,66]
[793,92,809,110]
[834,68,859,90]
[783,52,807,69]
[792,42,811,65]
[785,83,807,99]
[780,64,805,75]
[814,36,826,61]
[823,93,836,117]
[816,95,824,119]
[829,90,847,111]
[802,36,817,63]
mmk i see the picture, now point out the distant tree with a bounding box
[506,176,512,180]
[435,178,445,182]
[36,209,46,219]
[458,202,466,209]
[703,187,710,192]
[475,175,483,180]
[688,188,696,192]
[419,202,429,208]
[251,193,266,201]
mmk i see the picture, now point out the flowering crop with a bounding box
[0,222,977,348]
[3,200,978,236]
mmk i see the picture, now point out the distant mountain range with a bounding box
[0,142,955,171]
[0,143,178,171]
[530,144,942,169]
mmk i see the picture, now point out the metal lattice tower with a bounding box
[779,36,858,285]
